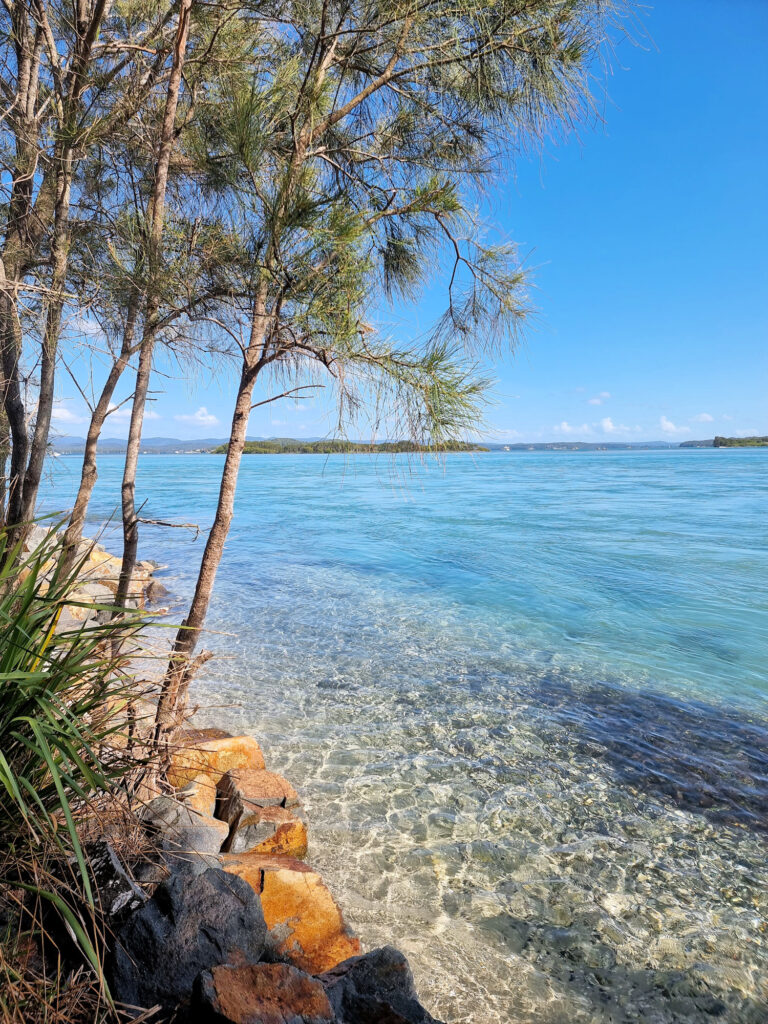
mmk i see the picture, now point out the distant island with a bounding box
[213,439,488,454]
[712,436,768,448]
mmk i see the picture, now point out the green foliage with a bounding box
[713,436,768,447]
[214,439,489,454]
[0,524,144,993]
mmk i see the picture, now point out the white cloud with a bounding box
[588,391,611,406]
[174,406,219,427]
[555,421,591,435]
[597,417,639,435]
[660,415,691,436]
[51,401,87,425]
[722,414,733,421]
[691,412,714,423]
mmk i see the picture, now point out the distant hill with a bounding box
[713,436,768,448]
[214,439,489,455]
[679,439,714,448]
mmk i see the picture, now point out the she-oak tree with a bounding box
[0,0,629,751]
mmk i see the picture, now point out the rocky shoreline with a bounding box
[49,532,443,1022]
[102,726,442,1022]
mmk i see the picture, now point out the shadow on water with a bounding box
[481,914,767,1024]
[527,674,768,834]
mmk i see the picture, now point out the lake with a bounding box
[44,449,768,1023]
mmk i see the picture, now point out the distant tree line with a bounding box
[713,436,768,447]
[215,439,488,454]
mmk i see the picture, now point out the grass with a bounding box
[0,523,151,1023]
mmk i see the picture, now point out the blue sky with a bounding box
[53,0,768,442]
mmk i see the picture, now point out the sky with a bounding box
[53,0,768,443]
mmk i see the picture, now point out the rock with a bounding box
[78,580,115,604]
[79,841,146,921]
[177,772,218,817]
[107,867,266,1013]
[225,806,308,859]
[194,962,335,1024]
[321,947,444,1024]
[139,795,229,868]
[222,854,360,974]
[145,578,170,604]
[217,768,300,827]
[168,733,266,790]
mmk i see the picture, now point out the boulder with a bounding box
[78,580,116,605]
[168,733,266,790]
[194,962,335,1024]
[107,867,266,1012]
[140,795,229,869]
[177,772,219,817]
[225,806,308,858]
[145,578,170,604]
[217,768,300,827]
[222,854,360,974]
[321,947,445,1024]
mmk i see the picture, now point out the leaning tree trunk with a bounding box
[153,302,269,753]
[114,0,192,612]
[61,286,142,570]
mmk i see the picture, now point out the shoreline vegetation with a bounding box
[1,525,440,1023]
[712,435,768,447]
[214,440,489,455]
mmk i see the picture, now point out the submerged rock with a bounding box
[222,854,360,974]
[194,962,335,1024]
[107,867,266,1012]
[321,946,445,1024]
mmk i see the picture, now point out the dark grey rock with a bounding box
[85,840,146,921]
[320,946,444,1024]
[107,867,266,1013]
[139,795,230,857]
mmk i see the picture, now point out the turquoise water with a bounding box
[45,450,768,1022]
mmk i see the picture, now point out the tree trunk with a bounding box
[114,0,192,611]
[61,286,142,569]
[17,148,74,535]
[0,400,9,527]
[154,301,269,750]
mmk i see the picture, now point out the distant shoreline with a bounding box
[49,439,768,456]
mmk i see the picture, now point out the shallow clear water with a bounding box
[45,450,768,1022]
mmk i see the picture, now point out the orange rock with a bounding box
[176,771,218,817]
[167,733,266,789]
[221,854,360,974]
[216,768,299,826]
[196,962,334,1024]
[225,806,308,858]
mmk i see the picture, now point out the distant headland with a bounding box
[681,436,768,448]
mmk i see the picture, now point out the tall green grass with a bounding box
[0,524,146,1021]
